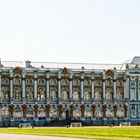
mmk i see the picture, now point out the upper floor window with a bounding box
[73,79,80,86]
[105,80,112,86]
[15,106,21,113]
[116,80,123,86]
[94,80,102,86]
[1,78,9,85]
[131,80,135,87]
[38,79,45,85]
[26,107,34,116]
[50,79,57,85]
[26,79,33,85]
[13,79,21,85]
[84,79,91,86]
[61,79,68,86]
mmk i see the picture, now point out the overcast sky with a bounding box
[0,0,140,64]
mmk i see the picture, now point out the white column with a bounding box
[125,77,129,99]
[81,74,84,102]
[135,79,136,101]
[46,73,50,101]
[113,80,116,99]
[10,70,13,101]
[138,78,140,101]
[124,79,126,99]
[0,68,1,102]
[91,81,94,99]
[58,73,61,102]
[69,73,72,101]
[103,72,105,99]
[0,105,2,121]
[34,74,37,100]
[10,79,13,99]
[22,73,25,100]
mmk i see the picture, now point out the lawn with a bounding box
[0,127,140,140]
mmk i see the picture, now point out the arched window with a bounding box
[84,108,92,117]
[84,79,91,86]
[13,78,21,85]
[116,80,123,86]
[73,108,81,119]
[26,87,34,100]
[2,106,9,117]
[73,88,80,101]
[105,88,113,100]
[131,105,136,117]
[61,87,68,100]
[105,80,112,86]
[50,87,57,101]
[2,78,9,85]
[116,88,123,99]
[95,107,102,117]
[50,106,58,120]
[61,79,68,86]
[94,88,101,100]
[38,107,46,117]
[106,106,114,117]
[94,80,102,86]
[38,79,45,85]
[1,87,9,100]
[37,87,45,100]
[26,106,34,117]
[116,106,124,117]
[50,79,57,85]
[130,88,135,100]
[73,79,80,86]
[26,79,33,85]
[84,88,91,101]
[13,87,21,100]
[131,80,135,87]
[14,106,22,118]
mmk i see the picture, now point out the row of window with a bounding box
[2,107,126,118]
[1,78,124,86]
[2,91,124,101]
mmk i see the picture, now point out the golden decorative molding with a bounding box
[13,67,22,74]
[105,69,113,75]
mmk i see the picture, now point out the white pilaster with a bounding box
[58,73,61,101]
[113,80,116,99]
[81,74,84,100]
[91,81,94,99]
[46,73,50,100]
[124,80,126,99]
[125,77,129,98]
[0,68,1,102]
[138,78,140,101]
[0,105,2,121]
[22,73,25,99]
[34,74,37,99]
[103,72,105,99]
[69,72,72,100]
[91,74,94,99]
[10,70,13,101]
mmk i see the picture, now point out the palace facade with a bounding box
[0,57,140,127]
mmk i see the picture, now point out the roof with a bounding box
[131,56,140,64]
[3,57,140,70]
[0,60,124,70]
[122,56,140,64]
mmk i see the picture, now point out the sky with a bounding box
[0,0,140,64]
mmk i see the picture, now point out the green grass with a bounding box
[0,127,140,140]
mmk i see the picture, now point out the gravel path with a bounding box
[0,133,88,140]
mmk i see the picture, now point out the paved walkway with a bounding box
[0,133,88,140]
